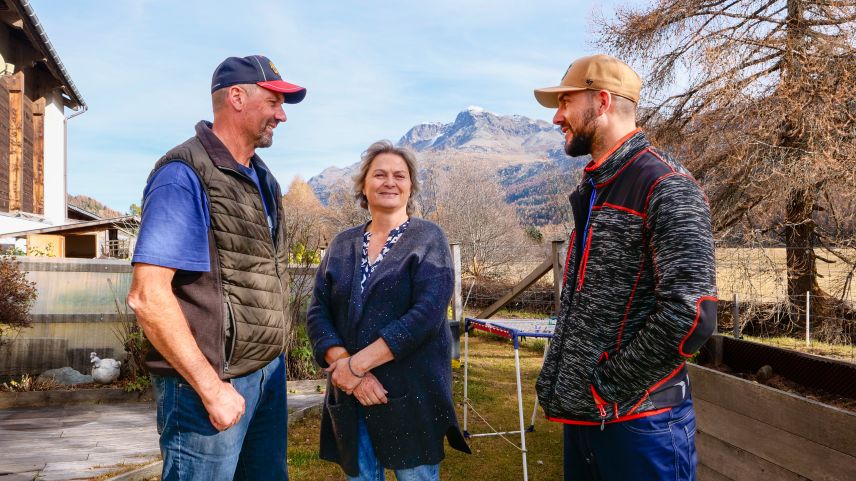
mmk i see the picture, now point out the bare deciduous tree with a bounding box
[596,0,856,335]
[324,183,371,236]
[427,157,535,278]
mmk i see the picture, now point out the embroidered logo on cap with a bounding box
[269,61,280,76]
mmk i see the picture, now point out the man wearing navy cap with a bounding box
[128,55,306,480]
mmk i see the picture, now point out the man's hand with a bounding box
[201,380,246,431]
[352,372,388,406]
[326,357,363,394]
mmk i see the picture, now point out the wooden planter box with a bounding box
[689,362,856,480]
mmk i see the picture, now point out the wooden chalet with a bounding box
[0,0,87,245]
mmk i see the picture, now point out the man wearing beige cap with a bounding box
[534,54,717,480]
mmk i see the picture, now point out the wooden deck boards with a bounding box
[0,402,159,480]
[0,381,324,480]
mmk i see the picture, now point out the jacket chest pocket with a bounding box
[575,213,646,306]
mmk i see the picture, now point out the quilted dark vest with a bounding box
[143,123,290,379]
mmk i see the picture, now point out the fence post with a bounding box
[449,243,463,361]
[450,243,462,323]
[732,293,740,339]
[551,240,564,317]
[806,291,811,347]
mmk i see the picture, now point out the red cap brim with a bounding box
[257,80,307,103]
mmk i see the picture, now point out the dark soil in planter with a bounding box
[701,361,856,413]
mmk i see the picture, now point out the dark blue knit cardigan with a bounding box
[306,217,470,476]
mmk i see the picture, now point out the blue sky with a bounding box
[31,0,623,212]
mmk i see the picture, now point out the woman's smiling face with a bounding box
[363,152,412,215]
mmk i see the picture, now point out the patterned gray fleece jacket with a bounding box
[536,130,717,426]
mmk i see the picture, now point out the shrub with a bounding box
[286,323,322,380]
[0,256,37,346]
[107,278,150,389]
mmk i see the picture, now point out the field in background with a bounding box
[716,247,856,303]
[460,245,856,315]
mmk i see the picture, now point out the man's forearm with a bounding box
[129,264,245,431]
[128,271,221,398]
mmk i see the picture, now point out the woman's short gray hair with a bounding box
[353,140,420,214]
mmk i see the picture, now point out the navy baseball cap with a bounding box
[211,55,306,104]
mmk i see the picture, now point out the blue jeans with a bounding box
[347,410,439,481]
[563,395,697,481]
[152,354,288,481]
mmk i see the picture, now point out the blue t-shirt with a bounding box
[132,161,275,272]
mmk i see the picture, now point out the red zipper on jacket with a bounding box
[591,352,619,430]
[546,408,670,426]
[590,384,608,430]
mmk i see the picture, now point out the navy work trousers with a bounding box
[563,395,697,481]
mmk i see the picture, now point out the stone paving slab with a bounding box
[0,380,324,481]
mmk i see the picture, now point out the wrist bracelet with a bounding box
[347,357,366,378]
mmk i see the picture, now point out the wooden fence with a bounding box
[0,257,321,377]
[2,241,525,376]
[1,257,134,377]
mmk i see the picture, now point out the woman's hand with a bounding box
[353,372,388,406]
[326,357,363,395]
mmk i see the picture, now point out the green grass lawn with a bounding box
[287,332,564,480]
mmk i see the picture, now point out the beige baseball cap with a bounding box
[534,54,642,108]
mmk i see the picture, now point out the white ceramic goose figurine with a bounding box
[90,351,121,384]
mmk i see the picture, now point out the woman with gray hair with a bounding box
[307,140,470,480]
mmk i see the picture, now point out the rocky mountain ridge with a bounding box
[308,107,587,225]
[398,106,564,157]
